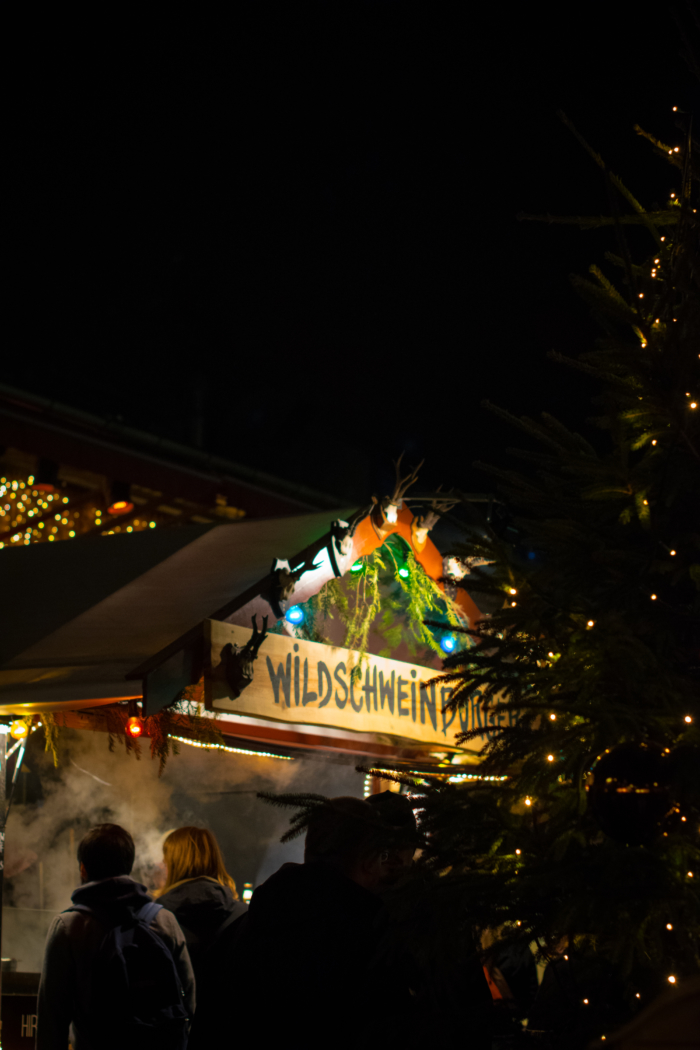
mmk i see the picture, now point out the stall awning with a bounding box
[0,510,352,712]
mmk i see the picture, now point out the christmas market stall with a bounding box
[0,469,501,1046]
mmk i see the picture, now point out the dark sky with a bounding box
[7,6,698,504]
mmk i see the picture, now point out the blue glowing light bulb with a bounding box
[440,634,457,654]
[285,605,304,625]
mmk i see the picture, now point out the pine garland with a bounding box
[36,683,224,775]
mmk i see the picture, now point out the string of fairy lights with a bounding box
[0,473,158,549]
[166,734,294,761]
[0,471,245,550]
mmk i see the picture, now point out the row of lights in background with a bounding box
[0,473,156,550]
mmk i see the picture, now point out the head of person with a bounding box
[77,824,135,884]
[366,790,418,887]
[303,796,403,893]
[160,826,237,898]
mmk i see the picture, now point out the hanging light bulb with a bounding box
[440,634,457,654]
[285,605,304,625]
[10,720,29,740]
[108,481,134,516]
[126,716,143,738]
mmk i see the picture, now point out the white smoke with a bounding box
[4,725,364,971]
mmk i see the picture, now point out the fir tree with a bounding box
[377,111,699,1047]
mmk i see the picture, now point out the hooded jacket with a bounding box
[158,877,247,1050]
[36,875,196,1050]
[158,876,247,982]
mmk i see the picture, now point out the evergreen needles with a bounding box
[385,110,699,1047]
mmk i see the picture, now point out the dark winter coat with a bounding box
[229,861,416,1050]
[36,875,196,1050]
[159,876,247,1049]
[158,876,247,985]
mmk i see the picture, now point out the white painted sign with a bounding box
[205,621,514,750]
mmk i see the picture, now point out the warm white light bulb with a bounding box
[668,976,676,984]
[549,714,556,721]
[547,755,554,762]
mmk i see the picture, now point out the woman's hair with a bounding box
[160,826,237,897]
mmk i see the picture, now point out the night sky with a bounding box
[8,7,698,505]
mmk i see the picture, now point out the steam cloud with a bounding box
[4,727,364,971]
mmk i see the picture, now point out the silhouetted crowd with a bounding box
[36,792,495,1050]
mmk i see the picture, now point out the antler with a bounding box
[244,614,269,656]
[418,486,459,531]
[371,453,424,535]
[389,451,424,506]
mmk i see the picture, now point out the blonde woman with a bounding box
[157,827,247,985]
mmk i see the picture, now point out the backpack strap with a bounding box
[136,901,163,926]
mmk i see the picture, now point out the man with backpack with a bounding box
[36,823,196,1050]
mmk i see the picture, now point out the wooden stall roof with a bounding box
[0,509,353,711]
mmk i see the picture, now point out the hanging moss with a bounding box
[41,712,61,767]
[288,534,465,678]
[36,686,224,776]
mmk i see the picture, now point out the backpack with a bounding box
[67,899,189,1050]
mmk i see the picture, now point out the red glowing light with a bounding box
[35,483,55,493]
[126,716,143,737]
[108,501,134,516]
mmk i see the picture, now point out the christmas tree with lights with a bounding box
[380,112,699,1047]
